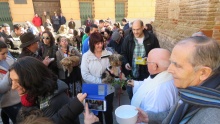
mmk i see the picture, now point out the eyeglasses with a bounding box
[146,61,156,64]
[147,61,158,67]
[42,37,50,40]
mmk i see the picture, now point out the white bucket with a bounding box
[115,105,138,124]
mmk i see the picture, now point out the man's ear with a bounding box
[199,67,212,81]
[142,26,145,31]
[153,63,158,71]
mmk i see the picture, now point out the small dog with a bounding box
[60,56,80,77]
[101,54,126,84]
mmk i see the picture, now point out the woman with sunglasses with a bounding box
[38,31,58,75]
[56,36,82,97]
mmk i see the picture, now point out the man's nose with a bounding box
[167,63,173,73]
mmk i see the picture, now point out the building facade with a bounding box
[0,0,156,28]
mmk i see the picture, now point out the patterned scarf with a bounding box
[169,73,220,124]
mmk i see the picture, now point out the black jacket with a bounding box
[16,80,83,124]
[19,48,43,60]
[121,29,160,79]
[50,80,83,124]
[107,37,124,54]
[59,16,66,25]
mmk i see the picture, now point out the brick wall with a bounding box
[154,0,220,50]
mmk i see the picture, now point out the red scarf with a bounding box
[20,94,35,107]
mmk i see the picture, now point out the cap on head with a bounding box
[2,23,9,27]
[111,31,121,41]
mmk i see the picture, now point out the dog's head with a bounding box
[109,54,123,67]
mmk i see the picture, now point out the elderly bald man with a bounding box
[128,48,178,117]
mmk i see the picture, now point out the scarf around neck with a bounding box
[169,73,220,124]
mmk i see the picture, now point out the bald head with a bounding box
[133,20,144,27]
[132,20,144,38]
[147,48,171,74]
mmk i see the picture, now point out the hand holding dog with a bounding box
[125,63,132,70]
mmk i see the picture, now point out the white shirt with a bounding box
[132,72,178,113]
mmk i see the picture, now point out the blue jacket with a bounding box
[123,23,129,31]
[82,37,90,54]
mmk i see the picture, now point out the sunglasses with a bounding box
[42,37,50,40]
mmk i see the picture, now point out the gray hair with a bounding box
[177,36,220,72]
[192,32,206,37]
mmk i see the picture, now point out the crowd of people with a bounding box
[0,11,219,124]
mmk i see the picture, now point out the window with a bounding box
[14,0,27,4]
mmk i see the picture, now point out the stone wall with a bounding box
[154,0,220,50]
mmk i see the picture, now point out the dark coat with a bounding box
[121,29,160,79]
[107,37,124,54]
[48,80,83,124]
[19,48,43,61]
[16,80,83,124]
[59,16,66,25]
[123,23,129,31]
[38,44,59,75]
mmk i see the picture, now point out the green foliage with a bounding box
[111,75,132,88]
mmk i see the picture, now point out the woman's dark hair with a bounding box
[80,30,84,38]
[13,24,22,31]
[0,40,8,51]
[9,56,58,99]
[104,28,112,36]
[89,32,104,53]
[114,22,121,29]
[118,29,124,38]
[73,29,78,36]
[42,31,55,46]
[56,36,62,44]
[145,24,153,33]
[85,26,90,34]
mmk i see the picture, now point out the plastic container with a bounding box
[115,105,138,124]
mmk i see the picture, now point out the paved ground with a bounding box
[79,89,130,124]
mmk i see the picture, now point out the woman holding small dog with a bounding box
[56,36,82,97]
[81,32,114,124]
